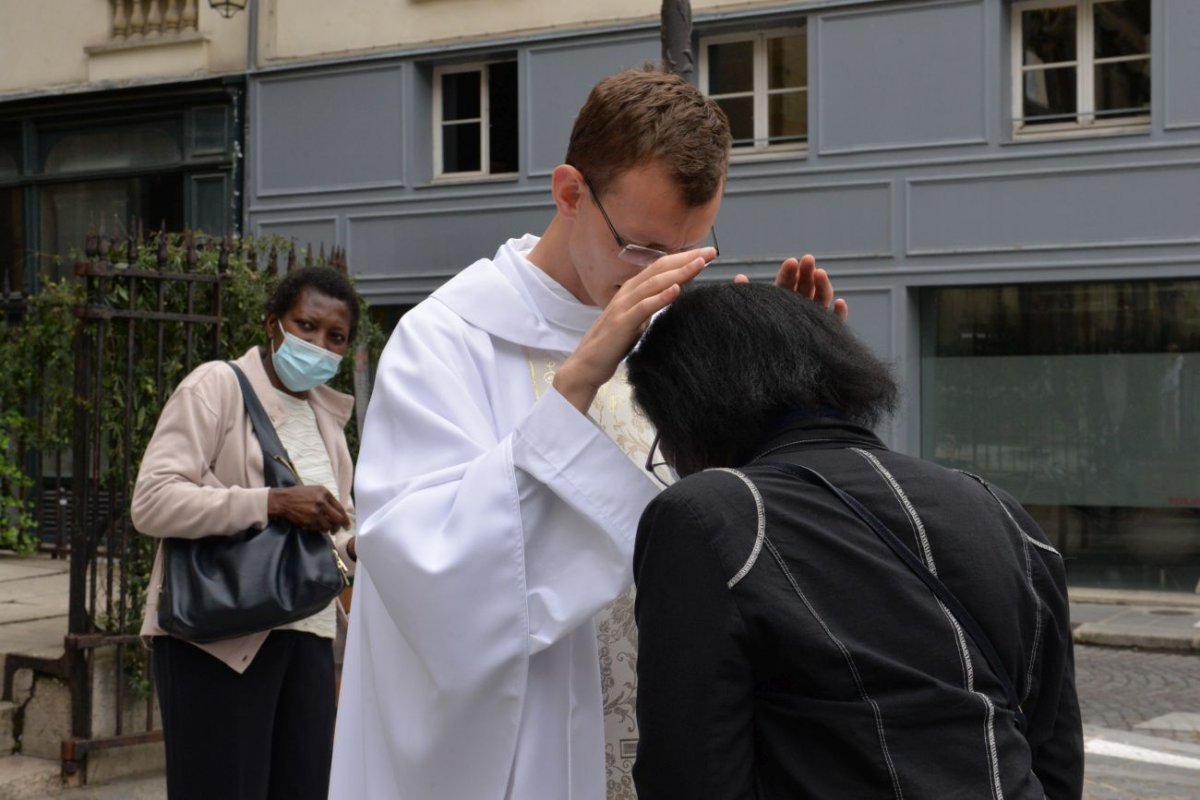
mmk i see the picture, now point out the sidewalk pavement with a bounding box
[1069,587,1200,651]
[1,553,1199,798]
[0,555,70,660]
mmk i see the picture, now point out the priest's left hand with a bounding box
[735,254,848,321]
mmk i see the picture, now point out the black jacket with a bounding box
[632,420,1083,799]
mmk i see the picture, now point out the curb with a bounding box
[1070,600,1200,653]
[1070,588,1200,608]
[1073,625,1200,653]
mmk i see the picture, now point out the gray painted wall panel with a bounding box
[719,181,892,260]
[525,35,660,177]
[1165,1,1200,130]
[254,217,338,252]
[816,0,987,154]
[841,286,897,447]
[843,287,894,361]
[256,65,406,195]
[347,202,553,280]
[907,161,1200,254]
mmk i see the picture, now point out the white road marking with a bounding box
[1085,737,1200,771]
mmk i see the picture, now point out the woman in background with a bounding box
[132,266,359,800]
[626,282,1083,799]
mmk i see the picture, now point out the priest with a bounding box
[329,65,844,800]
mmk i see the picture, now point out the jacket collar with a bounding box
[747,417,886,464]
[233,345,355,428]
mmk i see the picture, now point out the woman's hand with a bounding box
[267,486,351,534]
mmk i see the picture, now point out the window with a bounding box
[0,132,21,296]
[433,61,518,178]
[1011,0,1150,135]
[40,123,182,174]
[0,82,241,291]
[38,175,185,281]
[0,132,18,180]
[1,188,22,296]
[701,28,807,154]
[191,106,230,155]
[921,280,1200,591]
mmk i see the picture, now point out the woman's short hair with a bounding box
[266,266,361,341]
[627,282,898,476]
[565,65,731,207]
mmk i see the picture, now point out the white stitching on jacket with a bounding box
[853,448,938,575]
[850,449,1005,799]
[762,535,906,800]
[709,468,766,589]
[718,467,906,798]
[958,471,1048,706]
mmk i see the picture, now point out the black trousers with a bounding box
[153,631,335,800]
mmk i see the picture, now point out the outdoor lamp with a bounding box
[208,0,248,18]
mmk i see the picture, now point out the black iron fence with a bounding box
[63,231,227,776]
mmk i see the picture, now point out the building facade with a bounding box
[4,1,1197,593]
[246,0,1199,594]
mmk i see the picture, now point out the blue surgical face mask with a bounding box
[271,322,343,392]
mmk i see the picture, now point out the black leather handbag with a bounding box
[157,362,349,643]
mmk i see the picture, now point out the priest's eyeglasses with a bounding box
[644,433,677,488]
[585,177,719,269]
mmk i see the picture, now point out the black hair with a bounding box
[266,266,361,340]
[626,282,898,476]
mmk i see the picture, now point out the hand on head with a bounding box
[735,254,848,321]
[553,247,716,414]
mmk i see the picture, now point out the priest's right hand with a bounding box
[553,247,713,415]
[268,486,351,534]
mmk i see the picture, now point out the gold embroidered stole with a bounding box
[526,349,655,800]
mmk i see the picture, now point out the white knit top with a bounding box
[272,389,345,640]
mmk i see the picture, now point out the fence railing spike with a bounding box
[185,231,197,272]
[156,232,168,271]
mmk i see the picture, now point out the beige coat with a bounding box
[131,346,356,673]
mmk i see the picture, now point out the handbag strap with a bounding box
[763,461,1026,731]
[227,362,298,490]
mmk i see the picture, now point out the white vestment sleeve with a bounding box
[342,304,656,799]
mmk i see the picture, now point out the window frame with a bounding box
[1010,0,1151,139]
[432,60,518,180]
[699,25,808,158]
